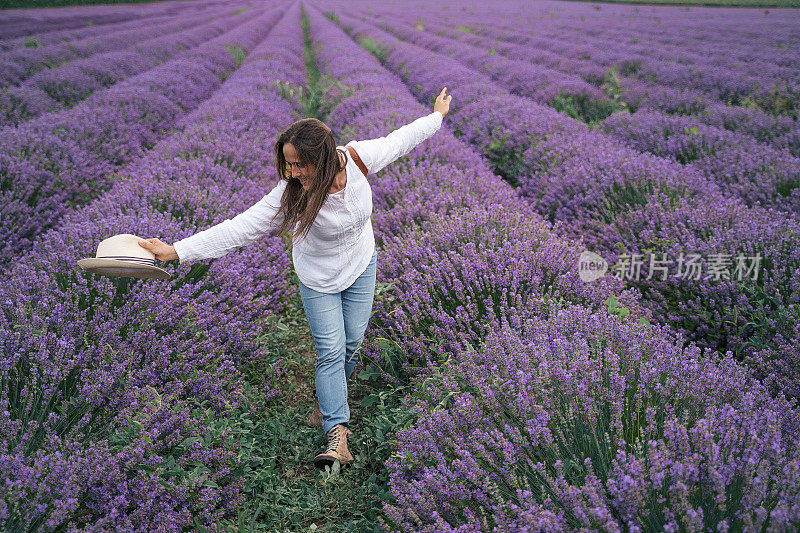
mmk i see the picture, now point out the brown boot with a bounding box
[314,424,354,468]
[307,393,322,428]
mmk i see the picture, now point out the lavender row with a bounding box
[383,306,800,532]
[614,79,800,157]
[361,1,798,91]
[356,6,800,169]
[305,6,800,531]
[0,0,220,39]
[0,3,247,91]
[459,21,799,132]
[463,0,800,69]
[451,8,800,159]
[353,2,798,125]
[0,9,140,40]
[695,103,800,155]
[363,13,613,92]
[0,7,256,126]
[367,13,800,152]
[425,1,800,111]
[324,9,800,400]
[360,11,800,213]
[601,109,800,215]
[328,11,717,223]
[0,3,308,529]
[465,21,800,124]
[354,11,704,122]
[0,8,207,86]
[355,15,616,125]
[0,0,233,52]
[483,18,797,106]
[0,9,278,263]
[425,13,800,166]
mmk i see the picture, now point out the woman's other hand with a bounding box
[138,238,179,261]
[434,87,451,117]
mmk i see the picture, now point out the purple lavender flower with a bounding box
[2,4,302,529]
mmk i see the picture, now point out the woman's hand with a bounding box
[434,87,451,117]
[138,238,179,262]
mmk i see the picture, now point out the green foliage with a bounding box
[278,8,354,122]
[362,336,412,384]
[725,285,797,355]
[232,6,247,15]
[225,44,246,68]
[3,349,114,457]
[23,38,40,48]
[301,8,324,117]
[300,7,317,78]
[356,36,387,62]
[606,294,647,328]
[674,128,706,163]
[640,230,800,359]
[193,283,418,532]
[595,180,689,225]
[605,294,630,319]
[551,94,581,121]
[746,85,800,119]
[486,134,523,187]
[272,75,353,123]
[481,131,545,187]
[775,173,799,198]
[601,66,629,112]
[272,80,304,107]
[323,10,340,24]
[617,59,642,76]
[107,390,245,519]
[550,90,626,126]
[206,383,415,532]
[455,24,474,33]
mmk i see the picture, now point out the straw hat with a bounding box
[77,233,170,280]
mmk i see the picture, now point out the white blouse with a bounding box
[173,111,444,293]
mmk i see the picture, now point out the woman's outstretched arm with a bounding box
[349,87,451,176]
[139,179,287,264]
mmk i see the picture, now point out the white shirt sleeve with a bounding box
[173,179,287,264]
[348,111,443,175]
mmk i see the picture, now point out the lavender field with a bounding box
[1,0,799,531]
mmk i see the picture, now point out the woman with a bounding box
[138,87,452,468]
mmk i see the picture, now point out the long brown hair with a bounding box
[272,118,349,242]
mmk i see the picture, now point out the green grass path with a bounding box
[206,8,413,531]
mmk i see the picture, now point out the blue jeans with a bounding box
[298,249,377,435]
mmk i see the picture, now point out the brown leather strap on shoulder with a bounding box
[347,146,368,177]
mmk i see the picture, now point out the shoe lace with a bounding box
[326,426,343,453]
